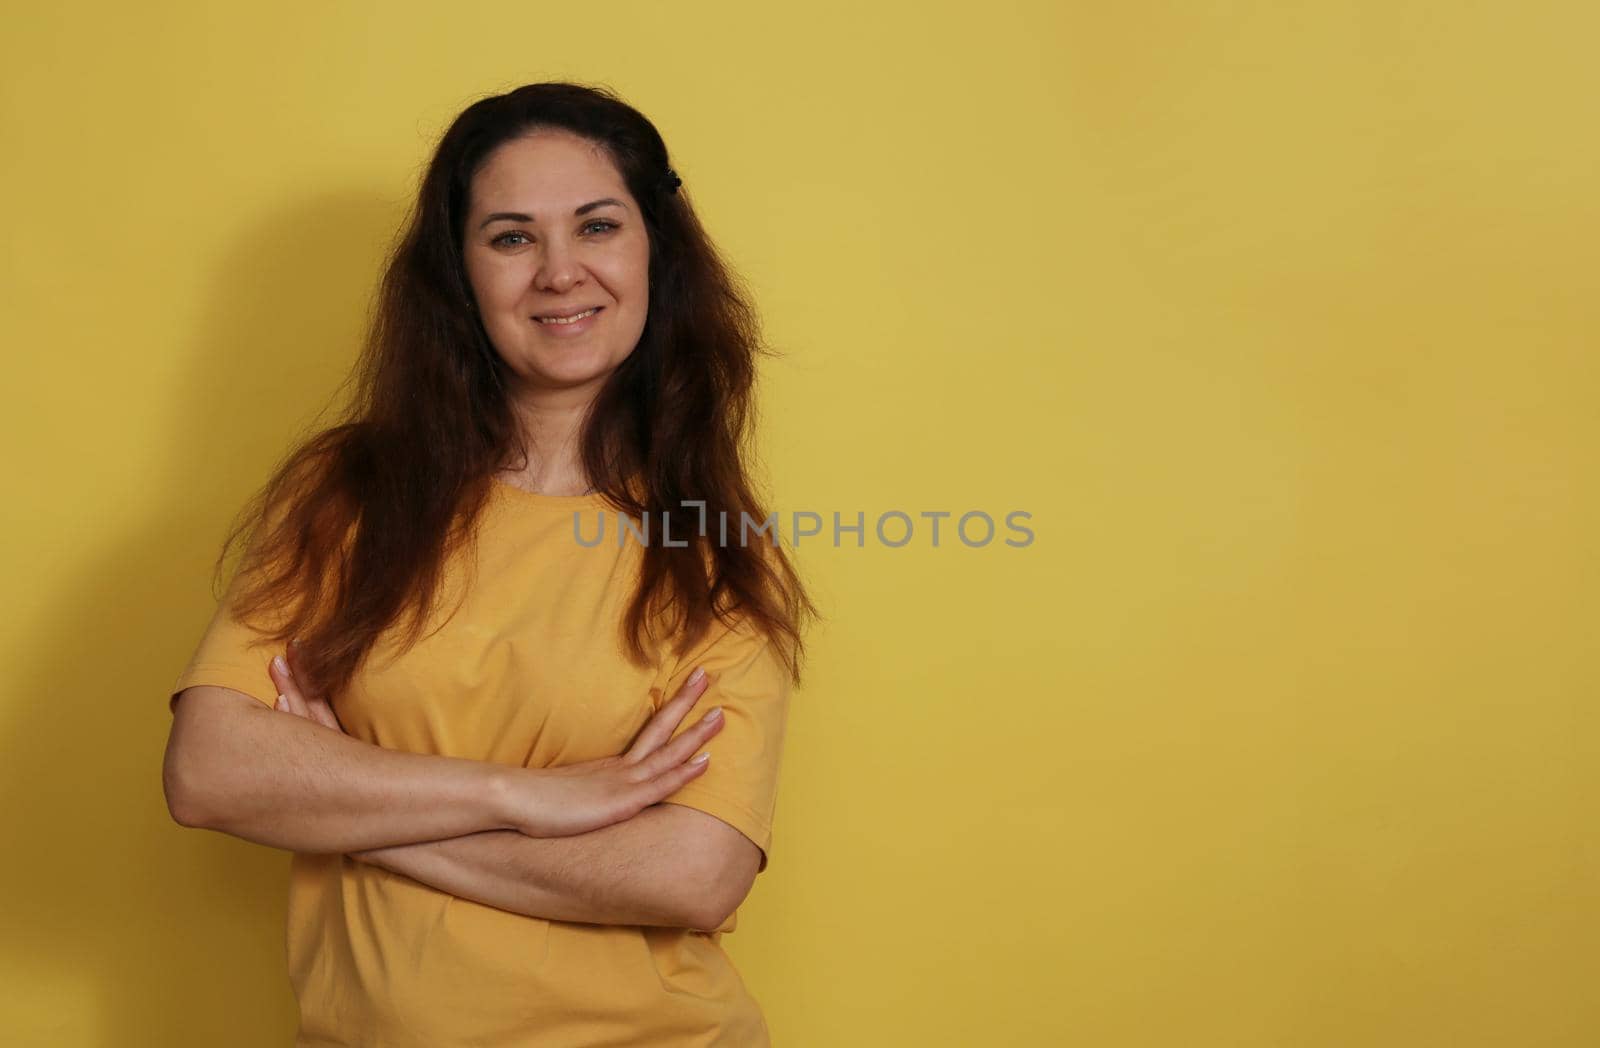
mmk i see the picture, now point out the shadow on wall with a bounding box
[0,191,402,1046]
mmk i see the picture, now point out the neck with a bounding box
[500,387,594,495]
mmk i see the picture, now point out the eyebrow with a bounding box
[476,198,628,231]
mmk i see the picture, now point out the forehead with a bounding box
[469,131,631,213]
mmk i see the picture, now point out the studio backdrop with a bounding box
[2,2,1595,1046]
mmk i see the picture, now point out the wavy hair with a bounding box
[212,81,816,702]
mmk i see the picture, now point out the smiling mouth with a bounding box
[534,307,602,325]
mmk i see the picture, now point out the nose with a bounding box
[534,238,582,294]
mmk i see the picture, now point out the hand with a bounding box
[498,667,725,839]
[267,638,346,734]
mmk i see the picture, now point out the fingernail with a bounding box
[687,666,705,687]
[272,655,287,674]
[691,752,710,764]
[276,695,287,710]
[705,706,723,722]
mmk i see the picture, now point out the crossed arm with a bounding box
[350,803,759,931]
[163,684,762,933]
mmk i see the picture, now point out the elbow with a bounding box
[164,772,202,829]
[162,741,212,829]
[162,714,228,830]
[163,686,258,831]
[677,854,758,933]
[680,900,734,934]
[680,897,734,934]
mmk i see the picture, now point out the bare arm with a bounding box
[349,803,763,931]
[163,662,722,858]
[162,685,517,853]
[253,651,756,929]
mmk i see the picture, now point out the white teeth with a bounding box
[537,308,598,325]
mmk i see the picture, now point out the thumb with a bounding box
[270,655,311,719]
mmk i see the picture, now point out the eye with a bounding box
[490,221,616,248]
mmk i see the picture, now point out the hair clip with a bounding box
[664,167,682,194]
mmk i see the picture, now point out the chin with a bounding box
[526,356,623,389]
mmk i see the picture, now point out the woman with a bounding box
[162,81,815,1047]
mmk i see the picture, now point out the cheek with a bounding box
[465,256,520,309]
[606,235,651,301]
[609,256,652,307]
[485,275,526,311]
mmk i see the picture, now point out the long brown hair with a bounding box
[213,81,816,702]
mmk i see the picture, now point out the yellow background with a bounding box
[3,2,1595,1045]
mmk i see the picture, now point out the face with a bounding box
[462,130,651,399]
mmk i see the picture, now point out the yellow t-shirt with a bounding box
[169,479,793,1047]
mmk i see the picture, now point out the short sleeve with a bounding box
[168,568,285,714]
[657,616,793,875]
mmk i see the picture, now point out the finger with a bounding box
[270,655,311,719]
[636,705,725,780]
[306,696,343,733]
[283,642,344,732]
[285,637,308,685]
[638,750,712,803]
[280,651,341,731]
[625,668,713,761]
